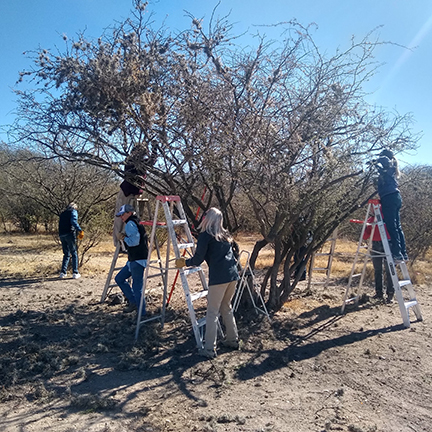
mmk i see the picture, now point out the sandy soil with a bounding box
[0,267,431,432]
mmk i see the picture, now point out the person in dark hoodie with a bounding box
[375,149,408,263]
[114,204,149,313]
[113,145,157,248]
[59,202,83,279]
[175,207,240,359]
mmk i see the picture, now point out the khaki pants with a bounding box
[113,189,138,247]
[204,280,238,352]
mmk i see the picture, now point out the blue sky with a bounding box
[1,0,431,167]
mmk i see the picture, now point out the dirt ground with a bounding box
[1,261,431,432]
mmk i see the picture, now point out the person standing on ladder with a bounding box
[374,149,408,264]
[175,207,240,359]
[363,214,394,303]
[114,204,149,313]
[113,145,157,249]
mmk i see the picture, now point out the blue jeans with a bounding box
[380,192,407,260]
[60,233,79,274]
[115,261,146,310]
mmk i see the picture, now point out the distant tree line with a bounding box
[0,144,118,264]
[3,1,427,309]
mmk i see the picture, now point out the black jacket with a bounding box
[125,215,149,262]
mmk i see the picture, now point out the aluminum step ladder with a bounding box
[100,197,165,304]
[134,195,213,348]
[341,199,422,327]
[307,228,338,290]
[232,250,270,321]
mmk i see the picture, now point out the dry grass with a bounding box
[1,232,431,286]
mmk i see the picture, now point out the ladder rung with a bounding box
[197,317,206,327]
[312,267,329,271]
[184,267,203,276]
[344,295,360,304]
[172,219,187,226]
[142,221,166,226]
[178,243,195,249]
[138,314,162,325]
[351,273,361,278]
[191,290,208,301]
[147,273,164,279]
[405,300,418,309]
[399,280,412,288]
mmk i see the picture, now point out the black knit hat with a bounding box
[379,149,394,159]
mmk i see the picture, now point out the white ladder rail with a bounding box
[372,202,422,327]
[307,228,338,289]
[341,202,375,311]
[341,199,422,327]
[134,195,213,349]
[135,199,169,339]
[100,242,126,303]
[232,250,270,321]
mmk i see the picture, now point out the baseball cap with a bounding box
[116,204,135,217]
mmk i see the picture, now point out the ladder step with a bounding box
[312,267,329,271]
[191,290,208,301]
[399,280,412,288]
[404,300,418,309]
[345,295,360,303]
[197,317,206,327]
[147,273,164,279]
[172,219,187,226]
[178,242,195,249]
[183,267,203,276]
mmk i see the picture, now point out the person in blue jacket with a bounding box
[375,149,408,263]
[176,207,240,359]
[58,202,83,279]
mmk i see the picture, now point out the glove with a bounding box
[175,257,186,268]
[77,230,84,240]
[116,232,126,241]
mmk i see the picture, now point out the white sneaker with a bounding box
[59,272,67,278]
[72,273,81,279]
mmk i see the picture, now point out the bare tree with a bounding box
[8,2,420,307]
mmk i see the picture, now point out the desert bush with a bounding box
[7,2,420,308]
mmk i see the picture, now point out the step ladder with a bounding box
[100,197,165,304]
[100,242,127,303]
[232,250,270,321]
[135,195,212,348]
[307,228,338,290]
[341,199,422,327]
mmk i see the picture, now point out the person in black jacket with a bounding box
[59,202,83,279]
[176,207,240,359]
[114,204,149,313]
